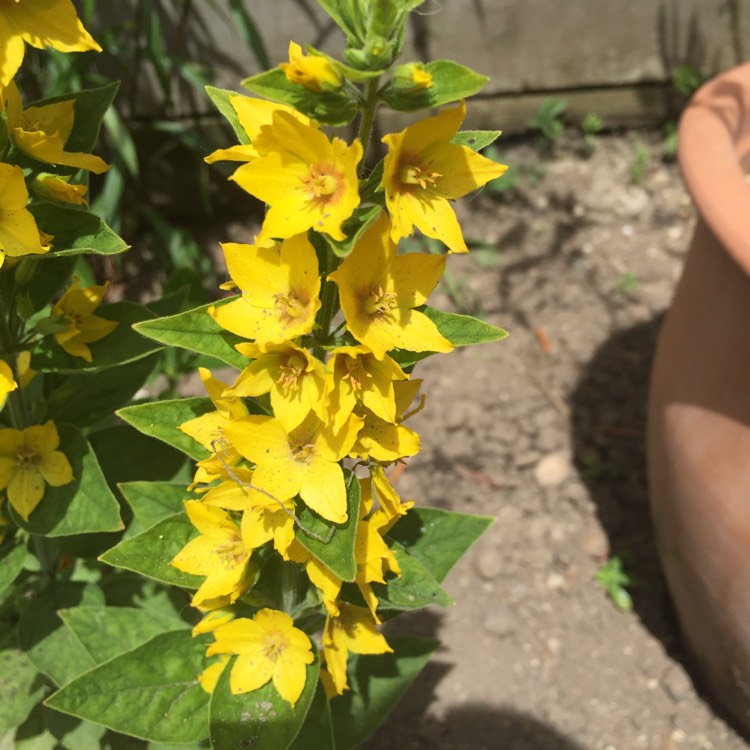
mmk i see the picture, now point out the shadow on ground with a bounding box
[568,316,679,647]
[365,611,586,750]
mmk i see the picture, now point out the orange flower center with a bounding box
[263,631,288,660]
[14,447,40,471]
[291,441,315,464]
[301,164,344,205]
[343,358,370,393]
[274,291,307,322]
[399,161,441,190]
[218,531,247,568]
[363,287,397,318]
[276,353,307,393]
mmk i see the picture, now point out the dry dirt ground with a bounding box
[354,131,750,750]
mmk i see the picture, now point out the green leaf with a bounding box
[242,69,358,126]
[58,606,185,664]
[24,255,76,311]
[387,506,494,582]
[13,424,123,537]
[209,644,319,750]
[287,683,333,750]
[133,302,247,369]
[117,398,214,461]
[31,301,160,373]
[45,630,210,743]
[327,206,383,258]
[43,708,106,750]
[296,473,360,582]
[228,0,271,71]
[89,424,187,487]
[451,130,502,152]
[19,581,104,687]
[421,305,508,347]
[382,59,488,111]
[34,82,119,155]
[330,636,438,749]
[119,482,192,529]
[99,512,202,589]
[205,86,251,145]
[0,631,46,735]
[29,202,129,257]
[44,353,158,427]
[0,539,27,598]
[371,543,453,612]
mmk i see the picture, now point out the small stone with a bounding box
[483,603,516,637]
[546,572,566,590]
[534,451,572,486]
[580,523,610,559]
[662,664,693,702]
[476,548,503,580]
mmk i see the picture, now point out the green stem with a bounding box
[32,535,55,580]
[313,245,340,358]
[0,274,30,428]
[356,77,381,177]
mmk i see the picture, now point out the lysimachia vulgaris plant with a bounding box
[0,2,195,747]
[15,2,509,748]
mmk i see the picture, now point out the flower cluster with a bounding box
[0,2,117,523]
[172,37,507,706]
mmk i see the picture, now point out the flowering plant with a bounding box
[2,1,509,748]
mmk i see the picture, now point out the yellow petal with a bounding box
[230,651,275,694]
[300,455,347,523]
[8,468,45,521]
[37,450,73,487]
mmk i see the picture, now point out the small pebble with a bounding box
[534,451,572,486]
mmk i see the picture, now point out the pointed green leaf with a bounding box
[242,69,358,126]
[422,305,508,347]
[44,353,158,427]
[133,302,247,368]
[331,636,438,749]
[287,682,333,750]
[29,202,129,256]
[99,512,202,589]
[45,630,210,743]
[327,206,383,258]
[0,539,27,598]
[19,582,104,687]
[31,301,159,373]
[388,506,494,582]
[119,482,193,529]
[12,424,123,537]
[0,630,46,735]
[34,82,119,154]
[117,398,214,460]
[209,644,319,750]
[205,86,251,145]
[296,473,360,582]
[451,129,502,152]
[382,60,488,111]
[372,543,453,612]
[58,606,185,664]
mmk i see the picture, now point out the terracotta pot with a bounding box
[648,62,750,732]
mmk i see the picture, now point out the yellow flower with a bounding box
[0,0,101,87]
[207,608,314,706]
[326,345,408,433]
[209,235,321,347]
[382,101,507,253]
[170,500,256,609]
[360,464,414,533]
[279,41,342,93]
[0,421,74,521]
[52,278,117,362]
[322,603,392,696]
[350,379,423,463]
[231,111,361,243]
[198,654,230,695]
[223,412,362,525]
[0,162,51,268]
[16,351,35,389]
[228,341,326,433]
[393,62,433,92]
[328,213,453,359]
[4,83,109,173]
[33,173,88,205]
[0,360,18,410]
[205,95,312,170]
[192,608,235,637]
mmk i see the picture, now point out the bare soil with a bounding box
[359,131,750,750]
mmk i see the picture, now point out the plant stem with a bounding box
[356,77,381,177]
[0,275,30,428]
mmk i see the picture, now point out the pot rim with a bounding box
[679,62,750,277]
